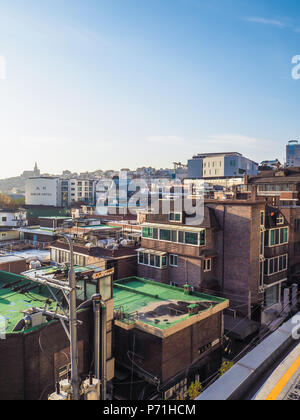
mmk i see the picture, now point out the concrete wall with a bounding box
[0,229,20,242]
[26,178,60,207]
[188,159,203,179]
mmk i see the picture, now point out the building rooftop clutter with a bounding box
[7,249,50,263]
[0,271,60,334]
[113,277,228,335]
[0,264,97,334]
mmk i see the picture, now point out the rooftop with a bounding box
[0,255,25,264]
[192,152,242,159]
[0,271,59,333]
[114,277,228,337]
[0,265,96,334]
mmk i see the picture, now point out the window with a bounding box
[265,284,279,307]
[142,225,205,246]
[169,254,178,267]
[184,232,198,245]
[265,254,288,275]
[169,213,182,222]
[149,254,155,267]
[142,227,153,239]
[277,214,284,225]
[171,230,177,242]
[138,252,166,269]
[260,211,265,227]
[204,258,212,272]
[199,230,206,246]
[260,232,264,256]
[139,252,149,265]
[153,228,158,239]
[155,255,161,268]
[268,227,288,246]
[160,229,171,242]
[178,231,184,243]
[259,260,264,287]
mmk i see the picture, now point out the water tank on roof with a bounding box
[29,260,41,269]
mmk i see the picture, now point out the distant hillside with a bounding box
[0,176,25,195]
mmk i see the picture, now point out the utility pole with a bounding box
[22,230,81,401]
[59,233,80,401]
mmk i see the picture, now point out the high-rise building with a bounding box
[286,140,300,167]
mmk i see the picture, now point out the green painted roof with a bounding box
[0,266,92,334]
[113,277,227,330]
[0,271,60,334]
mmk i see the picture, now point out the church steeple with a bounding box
[34,162,40,176]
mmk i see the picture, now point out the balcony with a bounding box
[263,270,288,287]
[141,238,205,258]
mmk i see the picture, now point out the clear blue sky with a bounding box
[0,0,300,177]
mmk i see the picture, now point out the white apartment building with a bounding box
[25,177,97,207]
[26,177,61,207]
[0,209,27,227]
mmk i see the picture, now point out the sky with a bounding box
[1,0,300,178]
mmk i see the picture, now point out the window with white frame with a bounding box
[264,254,288,276]
[259,260,264,287]
[204,258,212,272]
[169,254,178,267]
[260,211,265,227]
[138,251,167,269]
[276,214,284,225]
[169,213,182,222]
[268,227,288,246]
[142,225,206,246]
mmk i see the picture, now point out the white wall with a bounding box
[25,178,60,207]
[0,211,27,227]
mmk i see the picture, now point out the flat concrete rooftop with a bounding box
[0,271,58,334]
[114,277,228,334]
[0,265,94,334]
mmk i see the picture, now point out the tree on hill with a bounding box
[0,194,24,209]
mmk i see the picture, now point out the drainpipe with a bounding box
[100,301,107,401]
[92,294,102,381]
[222,205,226,292]
[59,233,80,401]
[92,294,107,400]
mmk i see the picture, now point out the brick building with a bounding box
[138,203,219,291]
[138,196,292,325]
[113,277,228,400]
[50,240,137,280]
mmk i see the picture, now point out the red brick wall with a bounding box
[0,259,27,275]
